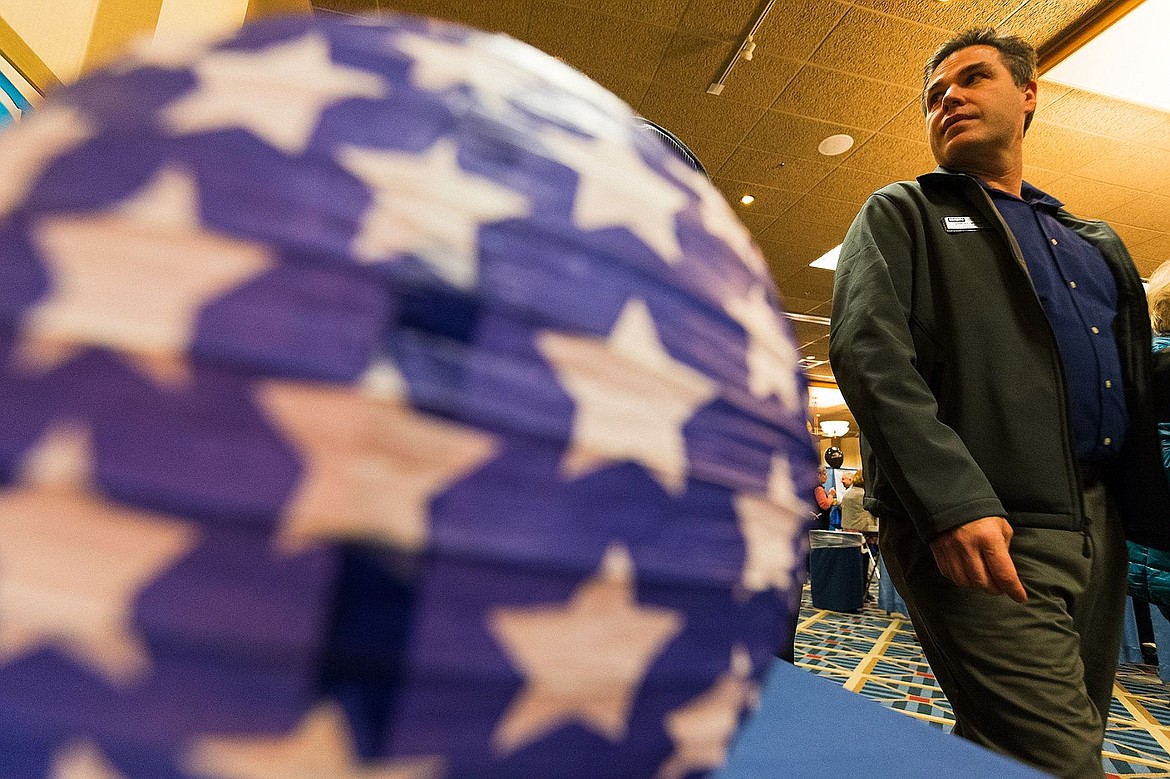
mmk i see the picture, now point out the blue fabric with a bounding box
[985,182,1126,463]
[720,660,1050,778]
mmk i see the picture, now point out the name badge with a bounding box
[942,215,987,232]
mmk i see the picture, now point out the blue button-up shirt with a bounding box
[984,180,1127,463]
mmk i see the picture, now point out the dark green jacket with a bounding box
[829,168,1170,549]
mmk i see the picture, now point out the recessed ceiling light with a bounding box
[818,134,854,156]
[810,244,841,271]
[740,194,755,205]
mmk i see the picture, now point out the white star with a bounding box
[0,423,197,684]
[336,139,530,288]
[185,702,444,779]
[734,455,807,594]
[541,128,688,263]
[24,165,273,360]
[0,106,93,217]
[657,646,758,779]
[257,378,497,554]
[537,298,716,494]
[488,544,684,754]
[725,286,801,411]
[163,32,386,154]
[392,32,538,115]
[665,157,768,277]
[52,741,126,779]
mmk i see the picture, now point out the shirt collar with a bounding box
[950,168,1064,210]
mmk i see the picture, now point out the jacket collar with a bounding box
[916,167,1063,209]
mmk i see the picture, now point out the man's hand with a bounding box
[929,517,1028,602]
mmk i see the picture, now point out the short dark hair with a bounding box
[921,28,1037,131]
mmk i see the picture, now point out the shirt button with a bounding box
[1104,437,1113,446]
[1069,281,1077,289]
[1091,326,1100,334]
[1051,238,1059,246]
[1105,380,1113,388]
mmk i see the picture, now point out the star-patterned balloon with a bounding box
[0,11,816,778]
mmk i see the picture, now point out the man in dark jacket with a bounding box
[830,28,1170,779]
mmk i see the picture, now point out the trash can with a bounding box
[809,530,866,612]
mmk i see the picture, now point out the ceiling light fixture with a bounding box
[1043,0,1160,109]
[817,134,854,156]
[810,244,841,271]
[819,420,850,438]
[740,194,755,205]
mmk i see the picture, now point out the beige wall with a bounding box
[817,436,862,471]
[0,0,310,90]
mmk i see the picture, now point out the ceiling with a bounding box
[312,0,1170,392]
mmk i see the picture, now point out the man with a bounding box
[830,28,1170,779]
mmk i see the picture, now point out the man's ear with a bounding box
[1022,79,1038,113]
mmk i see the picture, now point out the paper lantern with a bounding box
[0,13,816,776]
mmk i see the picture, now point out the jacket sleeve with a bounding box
[829,191,1006,542]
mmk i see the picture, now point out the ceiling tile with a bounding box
[657,33,802,107]
[998,0,1105,51]
[757,238,824,271]
[713,177,800,217]
[1022,120,1120,175]
[881,97,928,142]
[550,0,685,27]
[639,85,766,145]
[1044,175,1142,221]
[781,194,860,231]
[381,0,529,36]
[772,64,918,131]
[1101,194,1170,234]
[775,265,835,302]
[527,1,673,81]
[791,320,829,347]
[1107,222,1160,251]
[736,211,777,235]
[716,52,803,108]
[1021,164,1062,191]
[678,0,763,41]
[752,0,851,61]
[590,71,650,111]
[809,7,946,88]
[719,146,835,193]
[851,0,1020,34]
[1135,117,1170,153]
[1132,256,1164,279]
[810,165,894,204]
[742,110,874,164]
[759,215,847,254]
[1072,143,1170,194]
[1134,233,1170,264]
[845,133,935,181]
[1039,88,1168,143]
[1034,79,1072,110]
[683,135,737,173]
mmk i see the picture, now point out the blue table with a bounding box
[720,660,1050,778]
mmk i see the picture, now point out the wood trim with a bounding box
[244,0,312,24]
[0,15,60,94]
[81,0,165,73]
[1037,0,1148,74]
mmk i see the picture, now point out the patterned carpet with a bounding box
[793,586,1170,778]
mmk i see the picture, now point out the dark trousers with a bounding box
[882,478,1126,779]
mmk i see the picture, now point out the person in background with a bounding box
[813,466,835,530]
[830,27,1170,779]
[840,469,876,534]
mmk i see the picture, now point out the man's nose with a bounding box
[942,86,963,110]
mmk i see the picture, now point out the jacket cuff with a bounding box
[916,498,1008,543]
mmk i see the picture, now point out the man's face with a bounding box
[924,45,1036,170]
[841,474,853,488]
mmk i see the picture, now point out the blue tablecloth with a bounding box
[720,660,1050,778]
